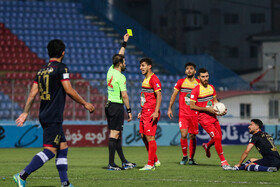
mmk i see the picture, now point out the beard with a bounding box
[187,74,194,78]
[121,66,126,72]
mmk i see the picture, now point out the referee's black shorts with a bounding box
[105,102,124,131]
[254,155,280,169]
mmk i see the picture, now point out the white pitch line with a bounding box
[23,176,280,185]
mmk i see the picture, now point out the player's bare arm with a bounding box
[118,33,130,55]
[121,90,132,122]
[190,101,216,114]
[235,143,254,167]
[168,89,179,119]
[62,80,95,113]
[137,112,142,119]
[16,83,39,127]
[151,91,162,122]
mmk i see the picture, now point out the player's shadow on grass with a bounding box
[172,161,218,167]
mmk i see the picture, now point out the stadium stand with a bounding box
[0,0,249,121]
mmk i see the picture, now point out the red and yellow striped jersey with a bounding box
[141,73,161,111]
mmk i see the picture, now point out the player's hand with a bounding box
[124,33,130,42]
[16,112,28,127]
[127,113,132,122]
[151,111,159,122]
[219,108,227,116]
[234,164,241,168]
[137,112,142,119]
[84,102,95,113]
[207,106,217,115]
[167,108,173,119]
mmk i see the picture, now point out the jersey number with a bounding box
[266,134,277,151]
[39,74,51,100]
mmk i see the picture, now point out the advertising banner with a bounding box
[122,122,251,146]
[0,124,43,148]
[64,125,108,147]
[1,121,280,148]
[0,123,108,148]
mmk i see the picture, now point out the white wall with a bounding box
[218,92,280,124]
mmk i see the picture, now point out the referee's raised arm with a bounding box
[118,33,129,55]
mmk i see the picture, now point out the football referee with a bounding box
[105,33,136,170]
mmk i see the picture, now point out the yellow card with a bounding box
[127,29,133,36]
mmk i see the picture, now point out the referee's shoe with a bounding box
[122,162,136,169]
[107,164,123,171]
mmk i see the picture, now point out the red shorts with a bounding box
[139,110,160,136]
[179,115,198,134]
[199,118,222,139]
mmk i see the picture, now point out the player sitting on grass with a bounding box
[229,119,280,172]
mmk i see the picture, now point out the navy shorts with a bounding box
[42,123,66,148]
[254,156,280,169]
[105,102,124,131]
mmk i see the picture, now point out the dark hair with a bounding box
[197,68,208,76]
[112,54,124,67]
[47,39,65,58]
[251,119,263,129]
[185,62,196,69]
[140,58,153,67]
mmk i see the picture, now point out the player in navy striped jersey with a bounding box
[13,39,95,187]
[232,119,280,172]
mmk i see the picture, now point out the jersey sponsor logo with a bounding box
[141,93,146,106]
[206,101,212,107]
[63,73,69,79]
[191,95,194,99]
[185,93,191,105]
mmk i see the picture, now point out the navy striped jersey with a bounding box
[34,60,70,124]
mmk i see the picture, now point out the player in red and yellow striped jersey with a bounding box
[138,58,162,171]
[190,68,230,169]
[168,62,199,165]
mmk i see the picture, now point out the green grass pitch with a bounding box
[1,145,279,187]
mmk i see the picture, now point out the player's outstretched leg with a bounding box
[247,164,278,172]
[14,149,55,185]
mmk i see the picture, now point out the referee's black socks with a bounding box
[109,138,118,166]
[116,138,127,163]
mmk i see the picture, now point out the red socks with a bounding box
[214,138,225,162]
[189,139,196,159]
[180,138,188,157]
[207,138,215,148]
[147,140,157,166]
